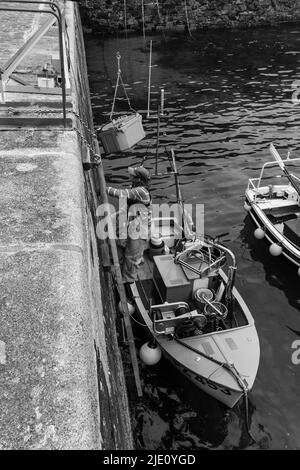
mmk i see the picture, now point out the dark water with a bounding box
[85,27,300,450]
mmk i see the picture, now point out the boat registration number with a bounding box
[172,358,232,396]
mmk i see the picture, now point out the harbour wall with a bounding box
[0,1,132,449]
[80,0,300,33]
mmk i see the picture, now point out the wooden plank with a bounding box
[0,66,30,86]
[99,241,111,268]
[95,163,143,396]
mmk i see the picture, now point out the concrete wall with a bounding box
[81,0,300,32]
[0,1,132,450]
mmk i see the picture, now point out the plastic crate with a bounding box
[99,113,145,153]
[37,76,55,88]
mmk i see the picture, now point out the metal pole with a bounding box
[123,0,127,36]
[184,0,192,37]
[141,0,146,42]
[160,88,164,115]
[0,74,5,103]
[155,105,160,175]
[147,39,152,119]
[57,11,67,127]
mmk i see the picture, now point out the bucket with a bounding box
[193,288,214,309]
[204,301,228,320]
[149,237,165,260]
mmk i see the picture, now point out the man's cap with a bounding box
[128,166,150,182]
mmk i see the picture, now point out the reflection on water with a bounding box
[85,26,300,449]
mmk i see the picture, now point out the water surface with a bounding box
[85,27,300,450]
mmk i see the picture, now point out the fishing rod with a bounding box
[270,143,300,198]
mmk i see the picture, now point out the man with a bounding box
[106,166,151,284]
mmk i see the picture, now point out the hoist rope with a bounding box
[110,51,136,121]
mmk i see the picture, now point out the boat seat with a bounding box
[283,218,300,247]
[267,211,300,224]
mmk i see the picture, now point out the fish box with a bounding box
[153,254,192,303]
[98,113,145,153]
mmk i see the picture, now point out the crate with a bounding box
[37,76,55,88]
[153,254,192,303]
[98,113,145,154]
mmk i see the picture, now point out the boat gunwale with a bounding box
[245,190,300,260]
[131,282,258,393]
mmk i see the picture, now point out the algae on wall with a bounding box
[80,0,300,33]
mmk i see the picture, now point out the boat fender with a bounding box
[269,243,282,257]
[139,342,162,365]
[244,202,251,212]
[118,300,135,315]
[254,227,265,240]
[297,268,300,277]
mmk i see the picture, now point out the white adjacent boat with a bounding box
[245,143,300,268]
[128,151,260,408]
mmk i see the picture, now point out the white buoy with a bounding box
[118,300,135,315]
[269,243,282,257]
[139,342,162,365]
[244,202,251,212]
[254,227,265,239]
[297,267,300,277]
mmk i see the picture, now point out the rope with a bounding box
[110,52,136,120]
[173,333,256,442]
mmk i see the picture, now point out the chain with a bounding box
[71,109,98,140]
[72,126,101,164]
[5,101,101,164]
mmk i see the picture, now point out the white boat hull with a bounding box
[164,350,243,408]
[245,186,300,267]
[131,277,260,408]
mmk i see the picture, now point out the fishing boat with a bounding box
[245,143,300,269]
[128,151,260,408]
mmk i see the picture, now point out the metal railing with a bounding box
[0,0,69,127]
